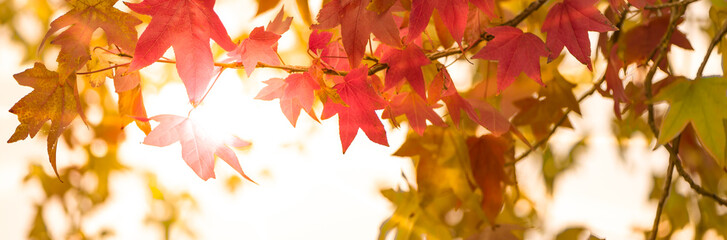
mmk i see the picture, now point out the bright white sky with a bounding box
[0,0,724,239]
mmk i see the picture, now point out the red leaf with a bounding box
[472,26,548,91]
[321,67,389,153]
[382,91,445,135]
[266,7,293,35]
[227,27,282,76]
[313,0,401,67]
[408,0,469,44]
[624,15,693,71]
[42,0,141,80]
[256,73,321,127]
[542,0,616,70]
[469,0,496,18]
[124,0,236,104]
[605,44,628,119]
[308,30,351,71]
[468,135,508,222]
[379,44,431,98]
[144,114,254,182]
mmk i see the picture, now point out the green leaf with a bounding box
[655,76,727,165]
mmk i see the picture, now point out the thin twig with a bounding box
[75,62,130,75]
[644,5,687,137]
[194,67,226,108]
[672,153,727,206]
[501,0,549,27]
[644,0,699,10]
[696,18,727,79]
[649,138,679,240]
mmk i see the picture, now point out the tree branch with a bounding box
[696,17,727,79]
[643,0,699,10]
[649,138,679,240]
[644,5,687,138]
[672,152,727,206]
[501,0,549,27]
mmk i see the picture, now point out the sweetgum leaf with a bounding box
[8,63,80,180]
[655,76,727,165]
[321,67,389,153]
[143,114,254,182]
[473,26,548,91]
[541,0,616,70]
[124,0,237,104]
[382,91,445,135]
[42,0,141,81]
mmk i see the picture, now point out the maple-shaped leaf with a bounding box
[321,67,388,152]
[118,85,151,134]
[8,63,81,179]
[542,0,616,70]
[382,91,445,135]
[408,0,468,44]
[143,114,254,181]
[124,0,237,104]
[42,0,141,80]
[655,77,727,165]
[469,0,496,17]
[227,27,282,76]
[379,44,431,98]
[468,135,509,222]
[227,8,292,76]
[313,0,401,67]
[308,30,351,71]
[604,44,628,119]
[255,73,320,127]
[624,15,693,71]
[473,26,548,91]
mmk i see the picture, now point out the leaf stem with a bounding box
[75,62,130,75]
[644,0,699,10]
[696,17,727,79]
[193,67,226,108]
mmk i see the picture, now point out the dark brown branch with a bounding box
[672,153,727,206]
[76,63,130,75]
[696,17,727,79]
[644,5,687,137]
[501,0,549,27]
[649,138,679,240]
[644,0,699,10]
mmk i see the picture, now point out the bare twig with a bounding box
[696,17,727,79]
[649,138,680,240]
[501,0,549,27]
[672,154,727,206]
[75,62,130,75]
[644,5,687,137]
[644,0,699,10]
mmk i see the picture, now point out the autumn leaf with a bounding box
[42,0,141,81]
[321,67,388,153]
[604,44,628,119]
[655,76,727,165]
[382,91,445,135]
[124,0,237,104]
[541,0,616,70]
[309,30,351,71]
[379,44,431,98]
[313,0,400,67]
[624,15,693,71]
[143,114,254,182]
[472,26,548,91]
[255,73,320,127]
[118,85,151,134]
[408,0,468,44]
[227,8,291,76]
[468,135,508,222]
[8,63,80,180]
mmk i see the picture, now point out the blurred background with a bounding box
[0,0,725,239]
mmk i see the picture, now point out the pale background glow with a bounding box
[0,0,723,239]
